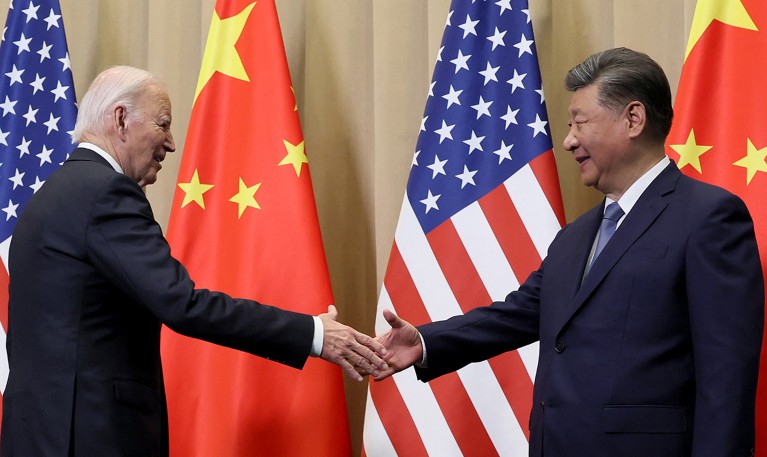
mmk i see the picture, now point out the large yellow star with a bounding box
[733,138,767,185]
[194,2,256,102]
[278,139,308,177]
[686,0,757,59]
[229,178,261,218]
[178,169,215,209]
[669,129,712,173]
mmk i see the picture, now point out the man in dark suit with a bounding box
[0,66,387,457]
[373,48,764,456]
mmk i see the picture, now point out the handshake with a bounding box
[318,307,421,382]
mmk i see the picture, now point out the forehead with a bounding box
[139,83,172,117]
[567,84,602,116]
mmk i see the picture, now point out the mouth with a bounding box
[575,155,590,167]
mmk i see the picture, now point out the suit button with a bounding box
[554,342,565,353]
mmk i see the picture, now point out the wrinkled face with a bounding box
[118,84,175,187]
[563,84,631,196]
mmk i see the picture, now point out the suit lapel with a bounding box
[562,204,603,301]
[557,163,680,334]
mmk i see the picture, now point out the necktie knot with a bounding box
[603,202,624,223]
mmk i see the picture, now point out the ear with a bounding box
[624,101,646,139]
[112,105,128,141]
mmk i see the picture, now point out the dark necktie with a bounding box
[586,202,624,274]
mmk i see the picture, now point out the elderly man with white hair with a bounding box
[0,66,387,457]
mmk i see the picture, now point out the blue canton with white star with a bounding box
[408,0,552,234]
[0,0,77,240]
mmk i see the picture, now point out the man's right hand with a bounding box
[372,309,423,381]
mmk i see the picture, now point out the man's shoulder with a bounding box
[62,148,115,174]
[674,171,742,203]
[657,171,752,226]
[35,150,141,210]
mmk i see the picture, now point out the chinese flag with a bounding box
[666,0,767,454]
[160,1,351,455]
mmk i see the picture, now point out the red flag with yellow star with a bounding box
[666,0,767,453]
[160,1,351,455]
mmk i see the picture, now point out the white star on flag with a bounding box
[427,154,448,178]
[507,68,526,93]
[471,95,493,119]
[479,61,500,85]
[527,113,548,137]
[513,33,534,57]
[496,0,513,15]
[458,14,479,38]
[451,49,471,73]
[443,85,463,108]
[501,105,520,128]
[463,130,485,154]
[455,165,478,188]
[420,190,440,213]
[435,120,456,143]
[487,27,507,50]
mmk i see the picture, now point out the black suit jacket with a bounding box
[1,148,315,456]
[416,163,764,457]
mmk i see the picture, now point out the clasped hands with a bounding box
[318,305,388,381]
[318,306,421,382]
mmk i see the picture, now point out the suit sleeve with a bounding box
[84,174,314,368]
[686,193,764,455]
[414,259,545,382]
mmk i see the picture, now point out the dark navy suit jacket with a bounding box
[1,148,315,456]
[416,162,763,457]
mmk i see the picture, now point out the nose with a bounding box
[563,126,578,153]
[165,130,176,153]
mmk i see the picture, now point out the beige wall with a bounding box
[0,0,697,453]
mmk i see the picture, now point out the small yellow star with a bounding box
[669,129,713,173]
[178,169,215,209]
[194,2,256,102]
[229,178,261,218]
[686,0,756,59]
[733,138,767,185]
[278,139,308,177]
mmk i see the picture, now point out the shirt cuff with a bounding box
[416,331,427,367]
[310,315,324,357]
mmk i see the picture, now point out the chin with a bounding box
[138,175,157,188]
[579,176,595,188]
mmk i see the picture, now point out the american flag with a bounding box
[0,0,77,394]
[362,0,564,455]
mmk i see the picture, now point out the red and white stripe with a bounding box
[0,236,12,394]
[363,153,563,456]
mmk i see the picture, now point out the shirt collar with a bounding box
[605,155,670,224]
[78,142,124,174]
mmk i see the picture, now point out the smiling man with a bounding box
[0,66,387,457]
[373,48,764,457]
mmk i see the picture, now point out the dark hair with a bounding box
[564,47,673,143]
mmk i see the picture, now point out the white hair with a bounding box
[72,66,164,142]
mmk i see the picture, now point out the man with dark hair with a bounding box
[373,48,763,456]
